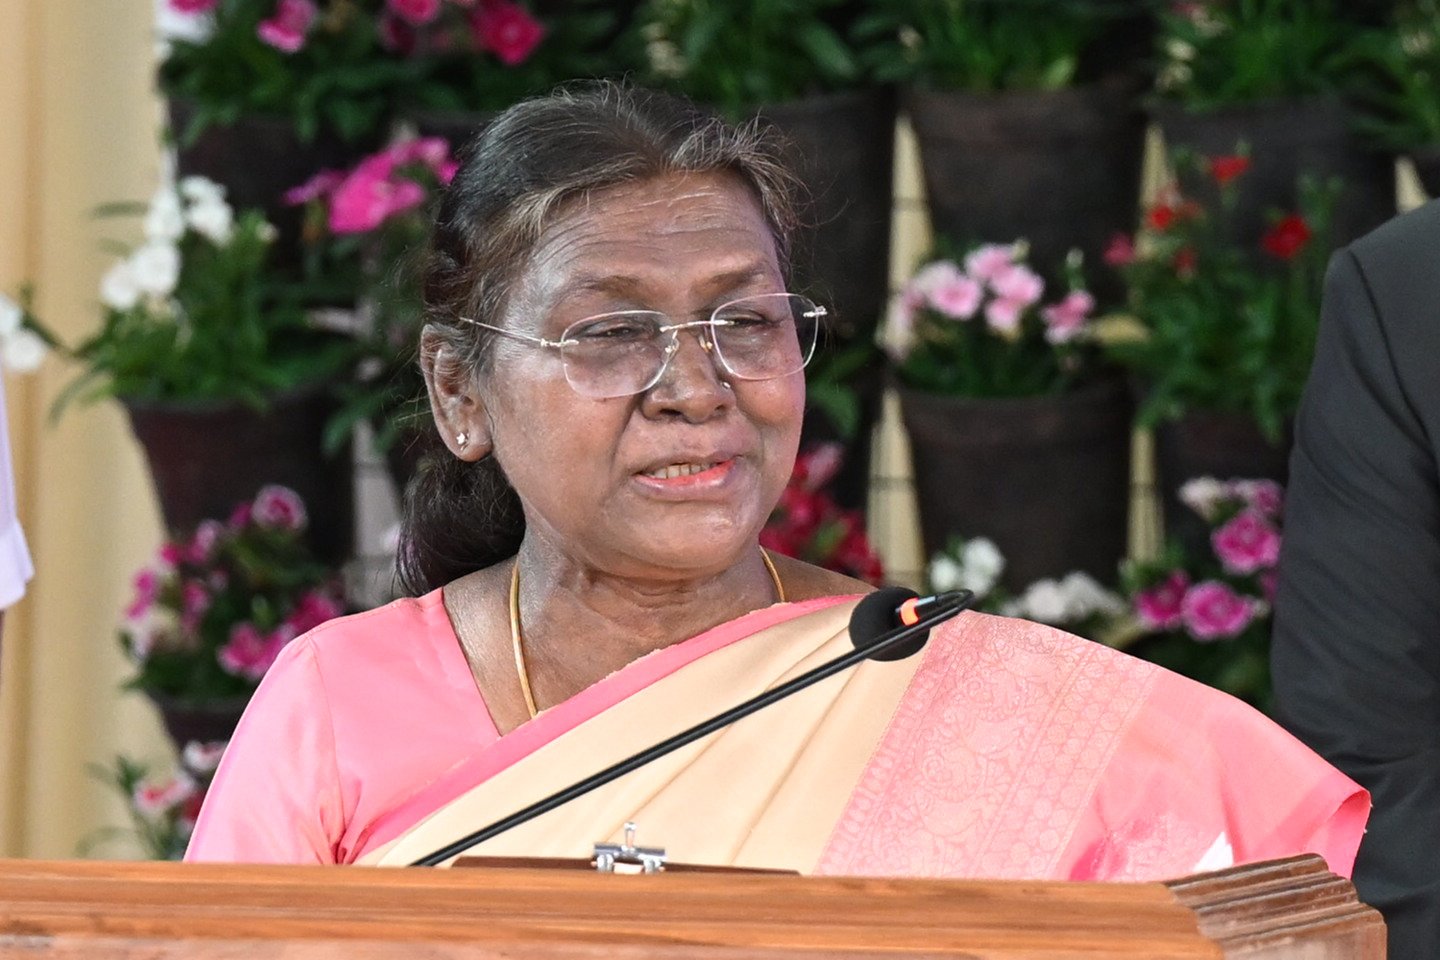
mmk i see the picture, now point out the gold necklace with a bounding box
[510,550,787,721]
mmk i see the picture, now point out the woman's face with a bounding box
[476,171,804,581]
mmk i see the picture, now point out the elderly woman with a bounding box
[187,83,1366,879]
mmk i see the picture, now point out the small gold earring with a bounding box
[456,431,469,448]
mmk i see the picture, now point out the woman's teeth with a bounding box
[645,462,716,480]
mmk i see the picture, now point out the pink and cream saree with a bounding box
[187,591,1367,880]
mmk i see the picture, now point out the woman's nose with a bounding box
[640,327,733,419]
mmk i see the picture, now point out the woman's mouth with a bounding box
[642,461,719,480]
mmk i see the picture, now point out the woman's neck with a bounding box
[513,543,781,709]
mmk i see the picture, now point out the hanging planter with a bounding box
[898,377,1133,593]
[905,79,1147,304]
[124,387,355,566]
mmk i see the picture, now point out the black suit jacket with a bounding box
[1273,199,1440,960]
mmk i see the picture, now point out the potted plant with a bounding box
[1105,152,1336,548]
[856,0,1152,304]
[118,485,347,748]
[885,240,1132,591]
[285,133,458,489]
[1116,476,1285,712]
[87,742,227,861]
[1149,0,1396,251]
[24,176,357,561]
[156,0,605,265]
[635,0,895,509]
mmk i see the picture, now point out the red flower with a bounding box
[468,0,544,65]
[1173,245,1198,278]
[1262,215,1311,260]
[386,0,441,24]
[1208,155,1251,186]
[1148,204,1177,232]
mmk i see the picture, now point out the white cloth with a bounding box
[0,371,33,608]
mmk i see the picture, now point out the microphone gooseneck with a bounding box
[409,587,975,867]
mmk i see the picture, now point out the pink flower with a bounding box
[257,0,317,53]
[989,263,1044,305]
[125,569,162,621]
[169,0,219,12]
[180,579,212,632]
[437,160,459,184]
[217,623,287,681]
[386,0,441,23]
[1041,290,1094,344]
[133,773,198,819]
[227,500,252,530]
[963,243,1017,283]
[1180,580,1254,641]
[283,169,345,207]
[929,272,983,320]
[388,136,451,170]
[1258,570,1278,602]
[469,0,545,64]
[1103,233,1135,266]
[1230,478,1284,518]
[252,485,307,531]
[286,589,344,635]
[159,542,185,566]
[328,153,428,234]
[187,519,225,564]
[883,288,923,360]
[984,297,1025,335]
[1134,570,1189,630]
[795,442,844,492]
[1211,508,1282,575]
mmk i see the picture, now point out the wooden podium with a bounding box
[0,853,1383,958]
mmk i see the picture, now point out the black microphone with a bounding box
[409,587,975,867]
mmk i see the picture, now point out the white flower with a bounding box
[100,259,141,310]
[959,537,1005,597]
[186,197,234,246]
[178,175,226,205]
[1179,476,1229,521]
[182,740,227,776]
[1,329,47,372]
[1166,38,1197,62]
[144,187,185,242]
[1018,579,1071,624]
[129,242,181,297]
[1056,571,1126,620]
[257,221,278,244]
[0,292,21,336]
[928,554,964,592]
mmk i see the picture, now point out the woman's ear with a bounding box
[421,324,492,462]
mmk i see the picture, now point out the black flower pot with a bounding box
[1151,408,1292,558]
[1152,96,1398,255]
[166,99,381,274]
[898,377,1134,592]
[145,692,250,751]
[755,88,898,343]
[905,80,1147,307]
[124,387,355,566]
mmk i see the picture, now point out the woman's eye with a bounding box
[572,316,657,341]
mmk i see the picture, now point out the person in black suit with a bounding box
[1273,198,1440,960]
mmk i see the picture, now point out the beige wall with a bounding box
[0,0,168,859]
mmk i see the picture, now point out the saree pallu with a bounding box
[356,597,1367,880]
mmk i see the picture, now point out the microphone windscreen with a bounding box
[849,587,927,662]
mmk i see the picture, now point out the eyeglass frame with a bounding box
[457,292,827,399]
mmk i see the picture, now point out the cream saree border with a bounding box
[364,596,923,870]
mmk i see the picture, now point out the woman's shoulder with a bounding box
[767,553,875,603]
[285,589,456,670]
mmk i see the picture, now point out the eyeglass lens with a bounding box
[559,293,821,399]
